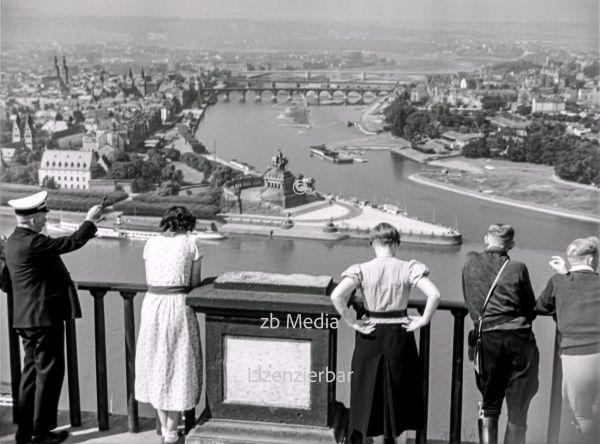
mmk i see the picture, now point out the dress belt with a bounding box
[147,285,192,294]
[365,309,408,319]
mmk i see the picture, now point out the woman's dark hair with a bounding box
[160,206,196,233]
[369,222,400,246]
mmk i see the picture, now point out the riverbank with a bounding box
[357,95,388,135]
[409,173,599,224]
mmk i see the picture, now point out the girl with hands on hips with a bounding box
[330,223,440,444]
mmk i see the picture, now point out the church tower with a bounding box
[54,55,60,80]
[62,56,69,84]
[12,114,22,143]
[141,67,147,95]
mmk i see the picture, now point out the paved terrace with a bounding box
[0,408,161,444]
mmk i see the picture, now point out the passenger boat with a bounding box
[47,220,226,241]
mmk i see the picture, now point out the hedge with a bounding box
[1,190,128,211]
[112,201,220,219]
[133,190,221,206]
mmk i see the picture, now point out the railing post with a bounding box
[91,289,109,431]
[120,291,139,433]
[415,308,431,444]
[65,319,82,427]
[184,407,196,433]
[6,289,21,424]
[547,328,562,444]
[449,309,466,444]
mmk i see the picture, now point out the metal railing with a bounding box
[4,281,563,443]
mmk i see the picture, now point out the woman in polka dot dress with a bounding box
[331,222,441,444]
[135,207,203,443]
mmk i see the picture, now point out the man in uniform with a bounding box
[4,191,103,444]
[462,223,539,444]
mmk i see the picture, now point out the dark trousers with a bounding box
[476,328,539,426]
[15,324,65,440]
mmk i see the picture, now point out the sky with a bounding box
[2,0,599,24]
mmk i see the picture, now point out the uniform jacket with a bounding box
[5,221,97,328]
[462,247,536,331]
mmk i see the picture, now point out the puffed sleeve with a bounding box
[408,260,430,287]
[341,264,361,288]
[190,236,204,261]
[142,238,152,260]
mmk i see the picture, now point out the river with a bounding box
[0,95,597,441]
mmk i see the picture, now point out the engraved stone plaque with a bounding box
[224,335,312,409]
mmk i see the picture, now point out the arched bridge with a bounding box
[207,84,397,105]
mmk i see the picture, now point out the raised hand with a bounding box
[549,256,568,274]
[85,205,104,223]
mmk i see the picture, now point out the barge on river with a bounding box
[310,145,354,164]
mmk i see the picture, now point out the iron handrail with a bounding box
[4,280,562,444]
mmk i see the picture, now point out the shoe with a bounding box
[478,416,498,444]
[31,431,69,444]
[503,422,526,444]
[162,430,179,444]
[15,434,32,444]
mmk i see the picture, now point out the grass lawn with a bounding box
[420,158,599,216]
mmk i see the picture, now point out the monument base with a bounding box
[186,403,348,444]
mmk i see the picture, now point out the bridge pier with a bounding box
[240,91,246,102]
[255,91,262,102]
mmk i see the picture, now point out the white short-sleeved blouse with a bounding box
[143,234,203,287]
[342,257,429,324]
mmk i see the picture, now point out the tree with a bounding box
[108,161,135,179]
[524,134,544,164]
[191,141,207,154]
[554,142,600,185]
[42,176,58,189]
[463,138,490,158]
[161,164,183,183]
[1,163,38,184]
[113,151,131,162]
[583,61,600,78]
[158,180,181,196]
[165,147,181,161]
[383,97,415,138]
[181,152,213,175]
[505,140,526,162]
[210,165,240,188]
[131,178,153,193]
[11,148,29,166]
[91,163,107,179]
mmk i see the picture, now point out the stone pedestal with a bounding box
[186,272,346,444]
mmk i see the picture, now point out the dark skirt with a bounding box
[349,324,424,439]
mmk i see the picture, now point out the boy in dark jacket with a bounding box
[462,223,538,444]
